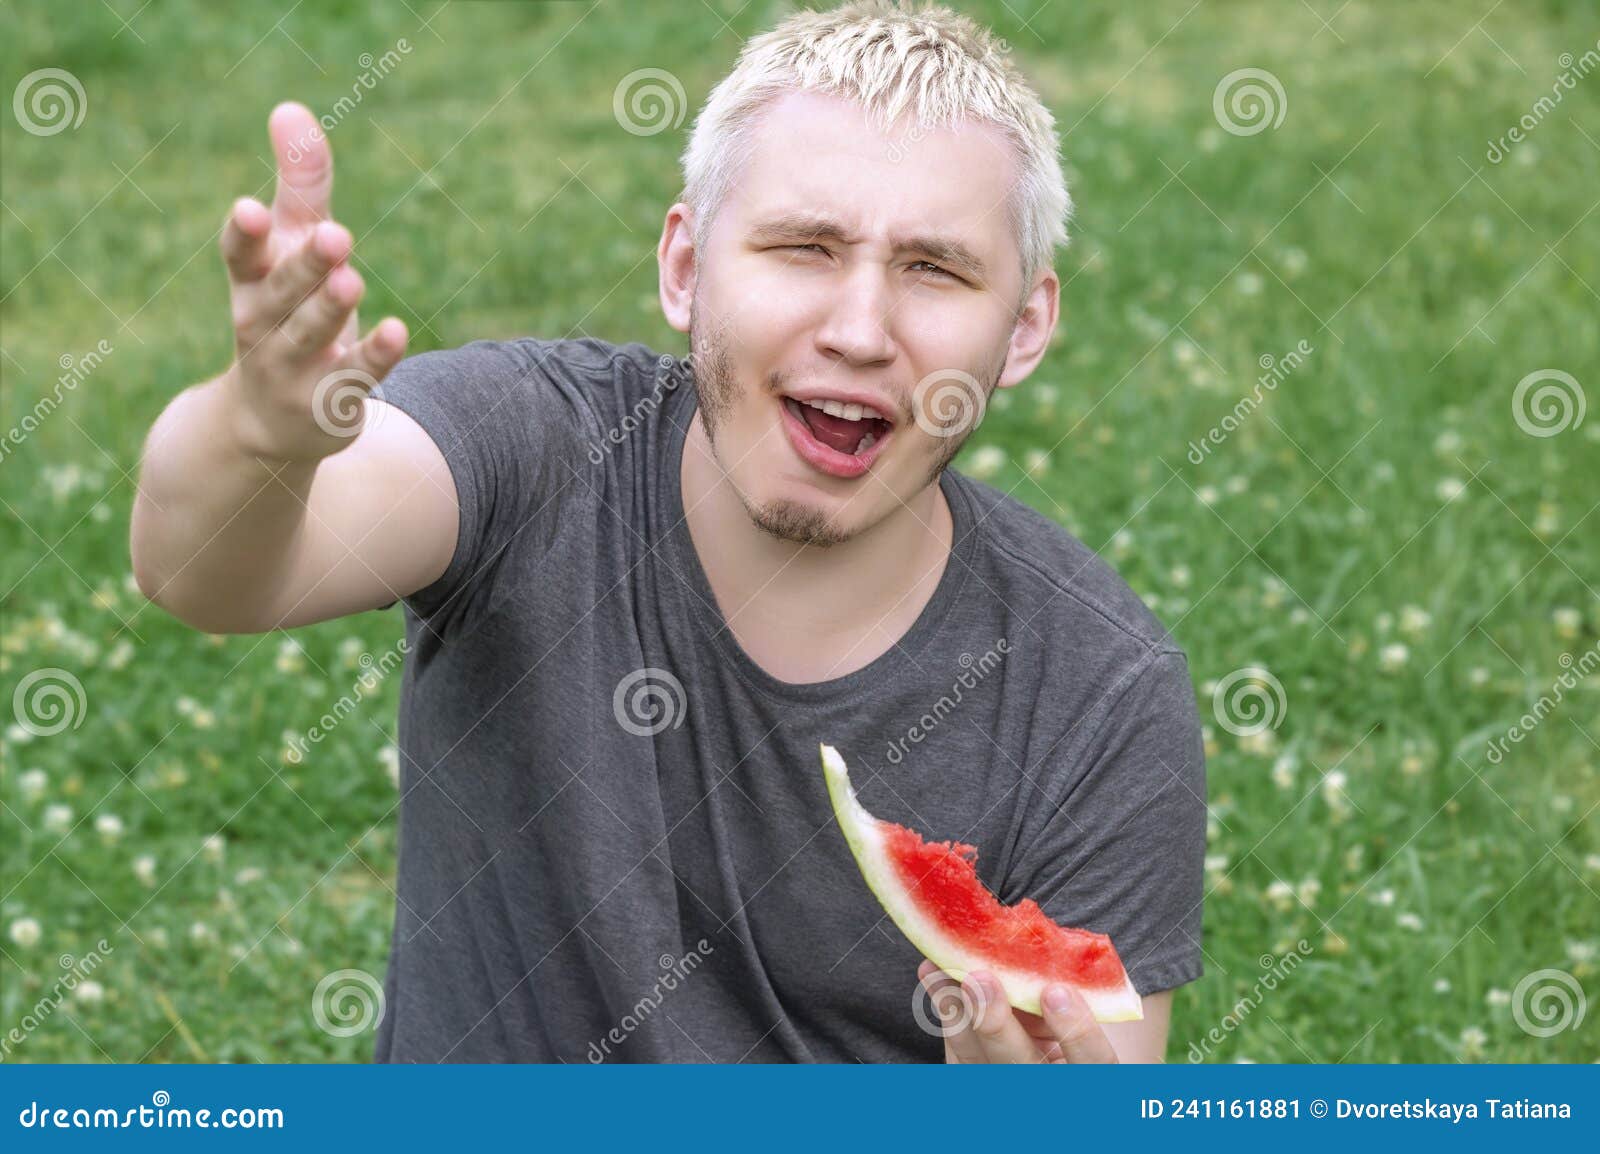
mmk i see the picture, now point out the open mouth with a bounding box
[779,395,895,480]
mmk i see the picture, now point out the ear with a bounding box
[996,269,1059,389]
[658,202,697,334]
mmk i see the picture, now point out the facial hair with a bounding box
[686,300,1006,547]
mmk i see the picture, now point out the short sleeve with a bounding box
[1006,649,1207,997]
[371,338,589,629]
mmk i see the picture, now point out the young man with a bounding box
[131,0,1205,1063]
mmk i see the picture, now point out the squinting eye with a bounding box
[785,244,828,255]
[911,261,954,278]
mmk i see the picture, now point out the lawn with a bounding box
[2,0,1597,1062]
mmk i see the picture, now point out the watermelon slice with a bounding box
[821,743,1143,1022]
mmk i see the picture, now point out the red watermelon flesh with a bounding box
[822,743,1143,1021]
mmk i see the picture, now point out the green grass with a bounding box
[3,0,1598,1063]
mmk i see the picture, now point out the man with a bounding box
[131,0,1204,1063]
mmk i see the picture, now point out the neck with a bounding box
[680,410,953,649]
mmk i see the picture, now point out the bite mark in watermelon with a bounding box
[821,743,1143,1022]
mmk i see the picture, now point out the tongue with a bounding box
[800,405,868,454]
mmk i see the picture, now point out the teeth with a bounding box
[854,432,876,454]
[799,397,884,423]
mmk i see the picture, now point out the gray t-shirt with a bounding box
[368,336,1205,1063]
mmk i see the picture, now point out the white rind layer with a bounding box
[821,743,1143,1022]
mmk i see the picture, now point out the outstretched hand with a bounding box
[220,102,408,461]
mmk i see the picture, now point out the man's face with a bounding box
[685,90,1030,547]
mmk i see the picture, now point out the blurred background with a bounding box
[2,0,1597,1062]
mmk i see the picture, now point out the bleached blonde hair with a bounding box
[680,0,1071,292]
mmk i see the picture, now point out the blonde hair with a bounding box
[680,0,1070,291]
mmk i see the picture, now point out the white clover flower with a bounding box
[1485,988,1510,1007]
[18,768,47,798]
[1196,485,1219,506]
[1396,912,1424,931]
[1399,606,1432,637]
[1434,978,1451,993]
[133,855,157,886]
[1234,271,1263,295]
[1459,1027,1487,1057]
[379,744,401,790]
[94,813,124,841]
[8,917,42,948]
[1371,887,1396,906]
[42,804,73,833]
[201,833,226,863]
[1022,448,1050,478]
[1435,477,1466,502]
[1281,248,1307,276]
[1469,666,1490,687]
[1565,940,1596,964]
[1553,607,1582,638]
[1264,880,1295,910]
[73,980,105,1005]
[275,638,305,674]
[1433,430,1463,455]
[235,867,264,886]
[1296,878,1322,907]
[965,445,1006,480]
[1378,643,1410,672]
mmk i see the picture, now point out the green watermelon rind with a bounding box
[821,742,1144,1023]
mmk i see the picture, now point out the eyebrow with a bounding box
[746,212,990,282]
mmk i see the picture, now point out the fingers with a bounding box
[1038,983,1119,1064]
[960,971,1040,1063]
[917,962,985,1064]
[269,101,333,228]
[220,197,273,284]
[278,264,365,355]
[243,221,352,342]
[338,317,409,383]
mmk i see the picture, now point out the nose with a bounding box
[813,264,898,369]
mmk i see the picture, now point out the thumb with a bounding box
[268,101,333,228]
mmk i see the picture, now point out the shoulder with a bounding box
[950,469,1182,664]
[374,335,675,440]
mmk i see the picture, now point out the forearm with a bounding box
[130,372,318,633]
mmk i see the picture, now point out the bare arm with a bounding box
[130,102,456,634]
